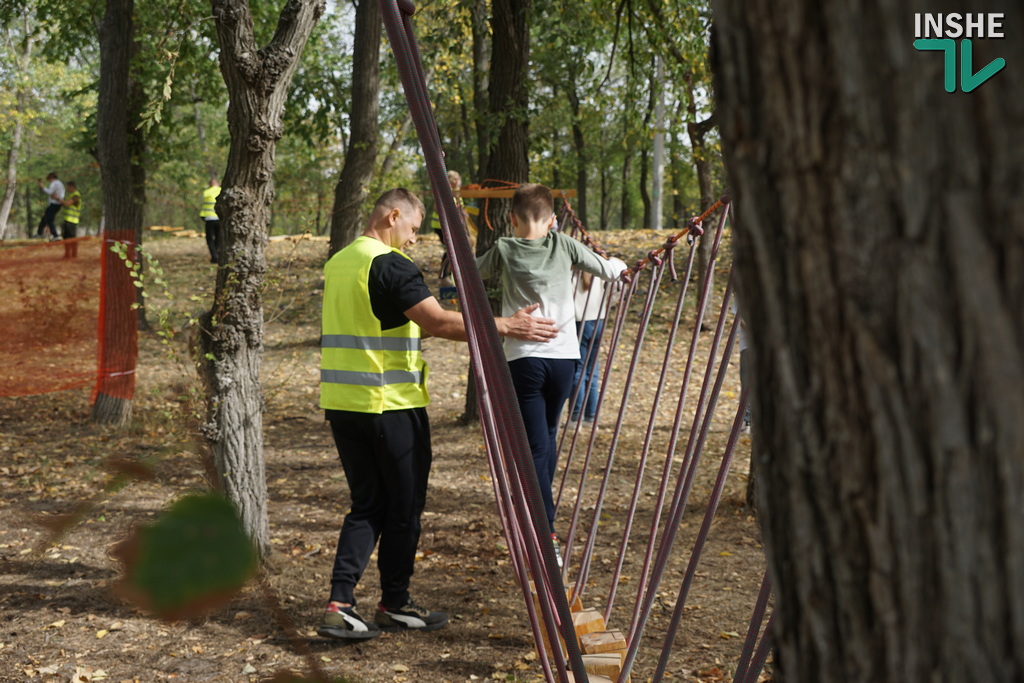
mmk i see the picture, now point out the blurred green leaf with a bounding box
[113,493,259,621]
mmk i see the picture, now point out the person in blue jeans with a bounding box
[570,258,626,424]
[477,184,626,551]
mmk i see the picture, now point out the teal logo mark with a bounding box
[914,38,1006,92]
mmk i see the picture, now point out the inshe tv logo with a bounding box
[913,13,1006,92]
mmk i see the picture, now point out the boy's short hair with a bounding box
[374,188,425,218]
[511,183,553,224]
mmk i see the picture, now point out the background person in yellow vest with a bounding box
[317,188,557,641]
[200,178,221,263]
[60,181,82,258]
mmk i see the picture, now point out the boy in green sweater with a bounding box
[477,183,626,560]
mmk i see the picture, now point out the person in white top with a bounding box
[35,172,65,240]
[570,257,627,424]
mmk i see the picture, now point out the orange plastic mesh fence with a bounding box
[0,237,103,396]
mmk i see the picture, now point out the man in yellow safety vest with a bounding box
[60,181,82,258]
[316,188,556,641]
[200,178,221,263]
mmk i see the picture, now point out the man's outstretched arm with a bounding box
[404,298,557,343]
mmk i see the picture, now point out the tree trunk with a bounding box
[0,24,33,240]
[711,1,1024,681]
[24,182,32,238]
[0,113,24,240]
[567,82,587,228]
[685,76,716,322]
[92,0,140,427]
[463,0,531,423]
[599,161,609,231]
[205,0,324,558]
[327,0,380,257]
[620,124,633,231]
[639,71,655,233]
[470,0,490,182]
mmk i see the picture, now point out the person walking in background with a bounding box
[35,172,65,240]
[318,188,556,641]
[200,177,221,263]
[435,169,474,306]
[60,181,82,258]
[569,256,627,426]
[476,183,627,565]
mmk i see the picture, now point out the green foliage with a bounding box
[110,240,210,360]
[112,492,259,621]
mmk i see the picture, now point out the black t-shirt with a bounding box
[367,251,432,330]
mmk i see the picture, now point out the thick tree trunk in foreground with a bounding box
[327,0,380,256]
[711,1,1024,681]
[205,0,324,557]
[92,0,140,427]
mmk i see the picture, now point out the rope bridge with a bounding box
[378,2,772,680]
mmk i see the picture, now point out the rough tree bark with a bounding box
[204,0,324,557]
[463,0,531,423]
[327,0,380,257]
[92,0,140,427]
[711,1,1024,680]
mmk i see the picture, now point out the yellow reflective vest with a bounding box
[64,191,82,224]
[200,185,220,219]
[320,236,429,413]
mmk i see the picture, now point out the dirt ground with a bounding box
[0,230,770,683]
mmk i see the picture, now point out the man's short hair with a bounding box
[374,188,425,218]
[511,183,553,224]
[46,172,58,180]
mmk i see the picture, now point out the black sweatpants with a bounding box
[327,407,432,609]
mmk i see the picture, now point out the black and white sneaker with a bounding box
[374,600,449,632]
[317,603,381,641]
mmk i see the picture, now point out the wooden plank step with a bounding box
[583,653,629,682]
[581,629,627,656]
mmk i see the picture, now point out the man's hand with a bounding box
[498,303,557,342]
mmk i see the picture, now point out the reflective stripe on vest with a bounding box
[321,369,423,386]
[320,236,429,413]
[64,191,82,224]
[200,186,220,219]
[321,334,421,353]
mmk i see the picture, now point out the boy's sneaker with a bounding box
[374,600,449,632]
[317,603,381,641]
